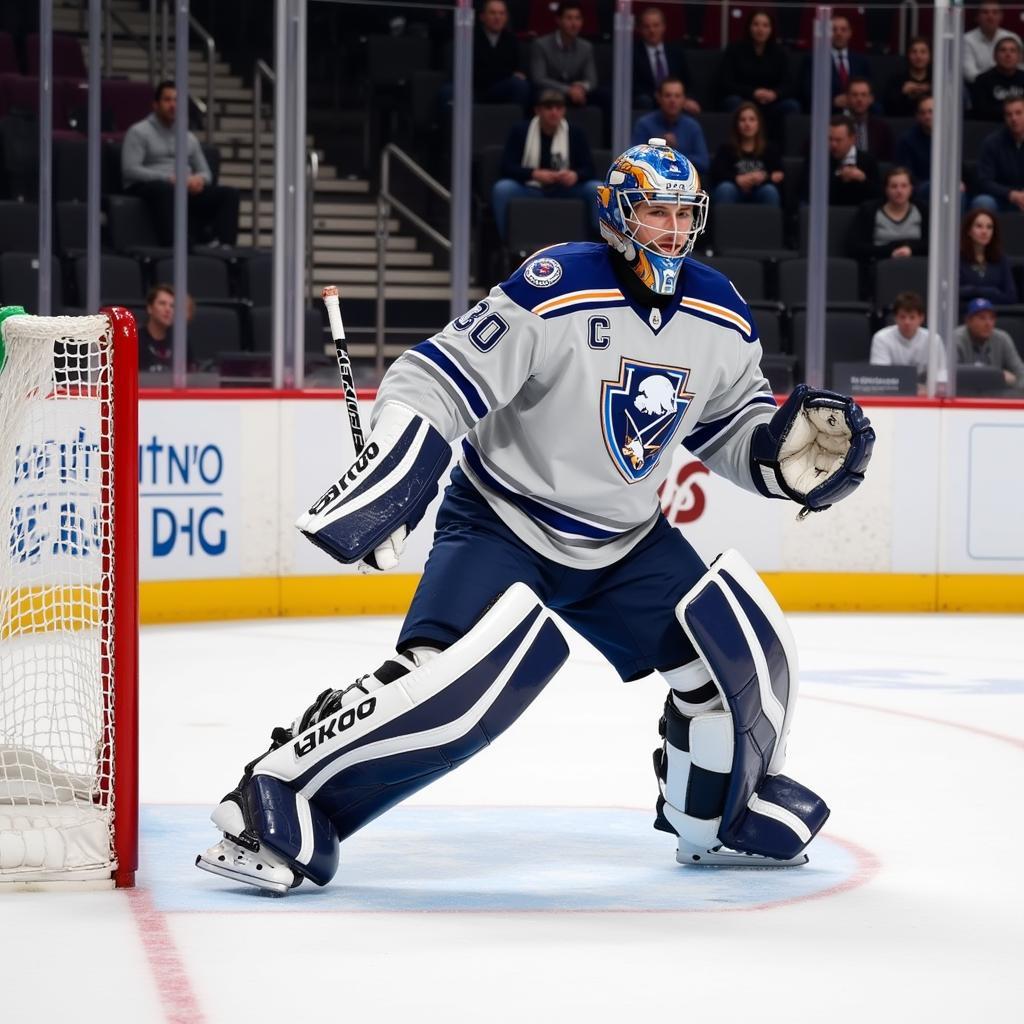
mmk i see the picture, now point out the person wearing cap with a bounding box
[631,77,709,177]
[954,298,1024,386]
[492,90,602,242]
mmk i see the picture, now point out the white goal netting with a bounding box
[0,313,121,885]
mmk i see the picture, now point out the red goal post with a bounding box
[0,306,138,889]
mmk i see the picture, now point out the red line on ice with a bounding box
[129,887,206,1023]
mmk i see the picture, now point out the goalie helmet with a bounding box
[597,137,709,296]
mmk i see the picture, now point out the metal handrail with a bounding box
[150,2,216,142]
[253,60,275,247]
[376,144,453,376]
[307,148,319,307]
[188,13,216,144]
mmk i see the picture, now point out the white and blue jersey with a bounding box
[374,242,777,569]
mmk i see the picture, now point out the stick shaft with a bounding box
[322,286,365,454]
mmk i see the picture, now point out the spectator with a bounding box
[845,77,894,160]
[869,291,948,391]
[800,115,881,206]
[121,80,239,248]
[974,95,1024,211]
[714,9,798,134]
[963,1,1022,85]
[491,90,601,241]
[138,283,194,373]
[895,95,965,207]
[847,166,927,262]
[473,0,530,107]
[710,101,783,206]
[971,36,1024,120]
[955,297,1024,385]
[801,15,871,112]
[631,77,709,176]
[632,6,697,113]
[959,208,1018,309]
[884,36,932,117]
[530,1,599,107]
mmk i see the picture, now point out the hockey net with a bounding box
[0,308,138,888]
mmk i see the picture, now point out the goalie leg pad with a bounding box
[253,583,569,848]
[296,402,452,565]
[671,550,829,861]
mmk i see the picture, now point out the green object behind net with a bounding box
[0,305,27,375]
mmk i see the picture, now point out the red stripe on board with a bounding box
[805,694,1024,751]
[128,887,206,1023]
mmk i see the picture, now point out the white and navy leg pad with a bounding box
[672,549,829,860]
[253,583,569,854]
[243,775,340,887]
[296,402,452,564]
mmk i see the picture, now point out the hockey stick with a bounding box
[322,285,365,454]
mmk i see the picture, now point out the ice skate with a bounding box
[676,840,809,867]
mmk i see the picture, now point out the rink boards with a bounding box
[132,392,1024,620]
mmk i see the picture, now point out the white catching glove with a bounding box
[358,525,408,573]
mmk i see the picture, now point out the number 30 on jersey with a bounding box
[453,301,509,353]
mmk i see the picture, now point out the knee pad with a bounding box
[655,550,829,861]
[251,583,569,862]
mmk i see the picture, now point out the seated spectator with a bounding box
[955,297,1024,386]
[895,95,933,196]
[473,0,530,107]
[870,291,948,391]
[959,208,1018,310]
[714,9,798,134]
[138,283,194,373]
[710,102,782,206]
[973,95,1024,211]
[631,77,709,177]
[121,80,239,247]
[633,6,698,114]
[884,36,932,117]
[801,15,871,113]
[963,1,1022,85]
[491,90,601,241]
[530,1,599,108]
[847,166,927,262]
[800,115,881,206]
[970,36,1024,120]
[845,77,894,160]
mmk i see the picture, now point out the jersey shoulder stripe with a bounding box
[680,258,757,342]
[409,341,489,418]
[500,242,619,313]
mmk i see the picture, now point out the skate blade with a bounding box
[195,853,291,895]
[677,846,808,867]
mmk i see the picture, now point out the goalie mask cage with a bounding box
[0,308,138,890]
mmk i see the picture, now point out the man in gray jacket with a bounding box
[121,81,239,247]
[530,1,600,107]
[955,297,1024,385]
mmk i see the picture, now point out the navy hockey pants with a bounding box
[398,467,708,681]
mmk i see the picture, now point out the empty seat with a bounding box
[565,105,603,149]
[243,252,272,303]
[27,33,87,78]
[0,32,18,75]
[56,200,87,254]
[0,200,38,252]
[799,205,860,258]
[996,211,1024,259]
[749,303,783,352]
[506,197,588,258]
[873,256,929,311]
[778,257,862,307]
[712,205,786,256]
[783,114,811,158]
[698,112,733,155]
[74,253,145,306]
[249,306,326,357]
[791,310,873,385]
[105,193,168,256]
[700,256,766,302]
[472,104,524,155]
[0,252,61,311]
[155,255,232,300]
[188,306,242,369]
[962,120,998,162]
[100,78,152,135]
[54,136,87,202]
